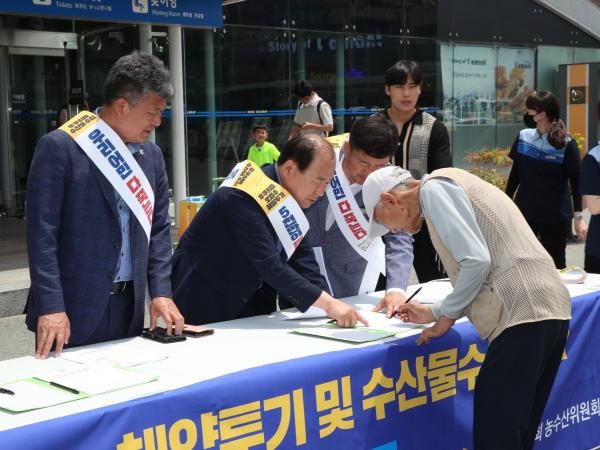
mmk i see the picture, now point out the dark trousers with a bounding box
[413,221,446,282]
[584,253,600,274]
[527,220,568,269]
[38,285,135,351]
[473,319,569,450]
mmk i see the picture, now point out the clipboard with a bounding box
[0,378,84,412]
[0,362,158,413]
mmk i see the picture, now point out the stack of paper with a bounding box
[292,327,396,344]
[35,361,158,396]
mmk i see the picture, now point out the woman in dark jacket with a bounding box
[506,91,587,268]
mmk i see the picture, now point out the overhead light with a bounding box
[222,0,246,5]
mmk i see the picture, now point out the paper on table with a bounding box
[0,379,81,412]
[61,343,168,367]
[410,280,453,304]
[278,306,328,320]
[292,327,395,343]
[35,362,158,396]
[354,309,427,335]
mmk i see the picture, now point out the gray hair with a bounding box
[103,51,174,106]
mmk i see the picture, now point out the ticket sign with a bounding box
[0,0,223,28]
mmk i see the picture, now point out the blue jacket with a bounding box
[171,163,326,325]
[25,129,173,345]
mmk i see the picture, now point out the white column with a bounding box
[138,24,155,143]
[168,25,187,226]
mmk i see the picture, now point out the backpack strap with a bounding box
[316,99,324,124]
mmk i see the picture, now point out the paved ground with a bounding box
[0,216,589,361]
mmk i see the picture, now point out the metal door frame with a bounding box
[0,30,77,215]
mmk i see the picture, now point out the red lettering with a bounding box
[353,229,367,239]
[344,212,357,224]
[126,176,141,194]
[135,188,148,204]
[338,200,351,214]
[144,204,153,224]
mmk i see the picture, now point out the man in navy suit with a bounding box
[26,52,184,359]
[172,135,368,327]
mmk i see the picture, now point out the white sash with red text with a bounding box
[324,151,385,294]
[60,111,154,242]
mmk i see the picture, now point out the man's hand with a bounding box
[300,121,320,131]
[36,312,70,359]
[150,297,184,335]
[415,316,456,346]
[313,291,369,328]
[394,300,435,324]
[575,216,588,242]
[373,291,406,318]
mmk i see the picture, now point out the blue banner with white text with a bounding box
[2,293,600,449]
[0,0,222,28]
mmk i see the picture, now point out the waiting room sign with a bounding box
[0,0,223,28]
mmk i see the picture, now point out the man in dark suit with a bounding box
[172,135,368,327]
[26,52,184,359]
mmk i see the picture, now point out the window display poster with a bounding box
[496,47,535,123]
[441,44,535,126]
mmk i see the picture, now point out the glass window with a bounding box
[345,34,404,113]
[537,46,574,92]
[405,38,443,112]
[290,0,350,32]
[405,0,438,38]
[441,43,498,167]
[82,25,137,109]
[495,47,535,148]
[350,0,404,36]
[184,26,292,195]
[223,0,289,28]
[574,47,600,64]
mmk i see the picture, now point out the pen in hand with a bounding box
[388,286,423,319]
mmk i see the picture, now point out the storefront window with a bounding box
[350,0,404,36]
[405,0,438,38]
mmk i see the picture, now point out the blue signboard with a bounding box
[0,0,222,28]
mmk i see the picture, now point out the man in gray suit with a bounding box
[293,116,414,315]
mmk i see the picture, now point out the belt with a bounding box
[110,281,131,295]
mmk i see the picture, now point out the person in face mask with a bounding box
[505,91,587,269]
[522,111,537,128]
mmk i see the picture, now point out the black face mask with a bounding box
[523,112,536,128]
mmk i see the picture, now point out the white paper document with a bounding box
[61,343,168,367]
[0,379,81,412]
[292,327,396,343]
[354,308,427,335]
[35,362,158,396]
[277,306,328,320]
[410,280,453,304]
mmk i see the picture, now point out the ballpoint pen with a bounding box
[388,286,423,318]
[0,387,15,395]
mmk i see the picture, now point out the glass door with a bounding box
[7,50,66,215]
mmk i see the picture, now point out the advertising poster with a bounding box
[441,44,496,125]
[442,44,535,126]
[496,47,535,123]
